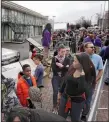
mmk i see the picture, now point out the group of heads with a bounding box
[56,44,71,57]
[81,30,103,39]
[68,52,96,82]
[58,42,96,77]
[58,42,95,57]
[21,54,43,78]
[76,42,95,69]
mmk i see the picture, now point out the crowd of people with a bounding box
[2,23,109,122]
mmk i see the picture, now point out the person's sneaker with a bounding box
[81,115,87,122]
[52,108,58,114]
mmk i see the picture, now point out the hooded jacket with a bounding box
[16,75,37,107]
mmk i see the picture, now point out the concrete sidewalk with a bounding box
[96,84,109,121]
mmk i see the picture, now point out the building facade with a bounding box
[104,11,109,30]
[98,11,109,30]
[1,1,48,42]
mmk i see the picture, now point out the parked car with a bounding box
[2,48,20,66]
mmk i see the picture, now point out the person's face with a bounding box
[58,48,66,57]
[33,58,40,65]
[23,67,31,77]
[73,56,81,69]
[66,48,70,55]
[85,43,95,55]
[13,116,21,122]
[57,36,60,40]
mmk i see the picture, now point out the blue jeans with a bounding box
[82,87,95,116]
[58,95,85,122]
[52,76,63,107]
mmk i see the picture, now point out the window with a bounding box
[2,8,5,17]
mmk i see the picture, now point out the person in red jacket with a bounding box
[31,48,37,60]
[16,64,37,107]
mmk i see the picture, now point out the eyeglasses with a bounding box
[87,46,95,49]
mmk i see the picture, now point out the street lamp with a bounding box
[52,16,56,31]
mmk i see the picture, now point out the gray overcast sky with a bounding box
[12,1,108,24]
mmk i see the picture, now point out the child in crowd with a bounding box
[31,48,37,60]
[33,54,44,90]
[17,64,37,107]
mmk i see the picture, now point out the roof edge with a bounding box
[2,1,47,19]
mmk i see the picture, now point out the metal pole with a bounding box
[100,4,102,17]
[52,16,56,31]
[107,1,109,33]
[88,60,107,121]
[102,1,106,30]
[99,4,102,28]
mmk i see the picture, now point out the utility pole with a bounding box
[52,16,56,31]
[100,4,102,17]
[102,1,106,30]
[99,4,102,28]
[107,1,109,33]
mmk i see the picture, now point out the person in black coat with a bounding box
[58,52,96,122]
[6,106,67,122]
[51,44,70,113]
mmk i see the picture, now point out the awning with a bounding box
[27,38,43,51]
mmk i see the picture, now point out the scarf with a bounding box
[55,55,65,64]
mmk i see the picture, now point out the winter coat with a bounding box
[16,76,37,107]
[42,29,51,47]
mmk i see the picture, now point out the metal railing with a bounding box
[87,59,107,121]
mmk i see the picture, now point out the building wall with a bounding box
[104,11,109,29]
[1,7,47,42]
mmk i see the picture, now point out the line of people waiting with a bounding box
[2,41,105,122]
[2,23,108,122]
[51,42,104,122]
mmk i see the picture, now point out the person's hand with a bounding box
[66,65,69,68]
[56,62,63,68]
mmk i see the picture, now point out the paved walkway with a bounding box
[96,83,109,121]
[41,76,53,112]
[40,76,109,122]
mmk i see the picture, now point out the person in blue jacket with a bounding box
[33,54,44,89]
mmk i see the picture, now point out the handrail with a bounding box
[87,59,107,121]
